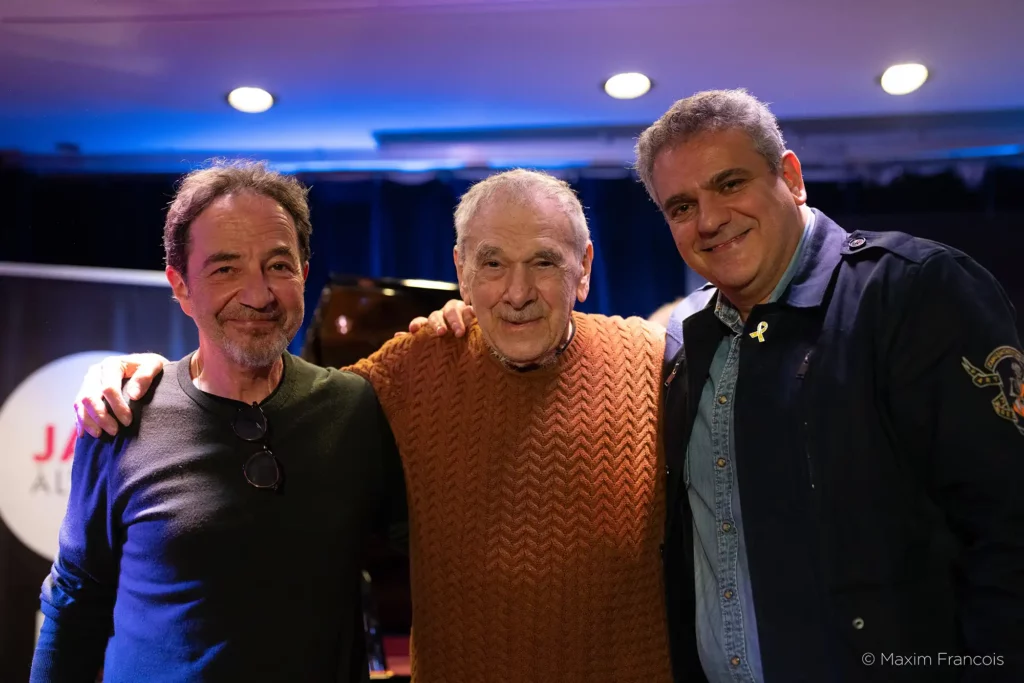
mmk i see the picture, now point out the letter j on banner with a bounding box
[0,351,121,560]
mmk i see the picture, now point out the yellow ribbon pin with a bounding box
[749,321,768,343]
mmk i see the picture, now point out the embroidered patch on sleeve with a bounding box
[962,346,1024,435]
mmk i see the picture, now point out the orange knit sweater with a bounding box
[349,312,672,683]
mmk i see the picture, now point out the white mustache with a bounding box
[499,308,542,323]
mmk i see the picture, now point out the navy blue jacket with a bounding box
[662,210,1024,683]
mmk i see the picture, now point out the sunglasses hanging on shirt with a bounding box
[231,402,281,491]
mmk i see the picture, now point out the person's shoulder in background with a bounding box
[651,285,718,362]
[647,298,683,330]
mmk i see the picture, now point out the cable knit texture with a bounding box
[348,312,672,683]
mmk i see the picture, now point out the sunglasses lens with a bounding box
[233,405,267,441]
[244,450,279,489]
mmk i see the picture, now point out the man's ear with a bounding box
[576,242,594,302]
[453,246,471,304]
[780,150,807,206]
[166,266,192,316]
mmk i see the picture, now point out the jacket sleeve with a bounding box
[885,250,1024,680]
[30,434,119,683]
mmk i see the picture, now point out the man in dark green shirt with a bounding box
[31,161,406,683]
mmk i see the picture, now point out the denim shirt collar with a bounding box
[665,209,849,360]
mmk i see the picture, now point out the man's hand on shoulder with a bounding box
[399,299,476,339]
[75,353,168,438]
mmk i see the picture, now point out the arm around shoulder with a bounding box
[343,327,442,415]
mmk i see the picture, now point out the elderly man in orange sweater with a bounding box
[73,168,674,682]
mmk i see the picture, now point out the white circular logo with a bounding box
[0,351,120,560]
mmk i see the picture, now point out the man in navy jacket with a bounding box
[636,90,1024,683]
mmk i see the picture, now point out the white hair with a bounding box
[453,169,591,262]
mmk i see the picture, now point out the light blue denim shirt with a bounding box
[685,211,815,682]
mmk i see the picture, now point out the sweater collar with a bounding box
[471,311,590,379]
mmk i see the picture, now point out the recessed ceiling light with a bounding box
[227,87,274,113]
[880,63,928,95]
[603,72,652,100]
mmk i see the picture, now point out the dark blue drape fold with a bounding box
[3,165,1022,346]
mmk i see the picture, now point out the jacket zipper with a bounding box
[796,348,816,490]
[665,356,683,391]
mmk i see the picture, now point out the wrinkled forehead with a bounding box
[464,194,577,256]
[191,193,297,246]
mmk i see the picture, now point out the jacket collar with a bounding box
[781,208,848,309]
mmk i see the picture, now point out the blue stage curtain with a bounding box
[3,165,1023,347]
[299,173,692,340]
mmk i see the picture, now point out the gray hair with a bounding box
[634,89,786,203]
[453,169,591,262]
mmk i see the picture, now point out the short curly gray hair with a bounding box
[635,89,786,203]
